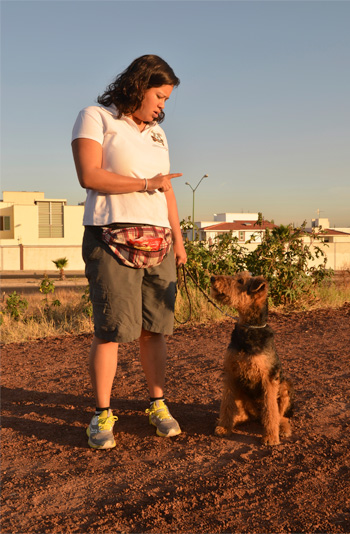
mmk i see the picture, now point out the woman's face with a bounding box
[131,85,173,125]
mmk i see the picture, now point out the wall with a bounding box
[0,244,84,271]
[309,242,350,271]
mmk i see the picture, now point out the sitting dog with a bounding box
[211,272,293,445]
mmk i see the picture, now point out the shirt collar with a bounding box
[101,105,156,131]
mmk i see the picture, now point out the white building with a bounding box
[0,191,85,271]
[183,213,276,243]
[183,213,350,271]
[305,217,350,271]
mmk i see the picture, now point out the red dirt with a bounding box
[1,304,350,533]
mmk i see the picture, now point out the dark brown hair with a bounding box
[97,55,180,123]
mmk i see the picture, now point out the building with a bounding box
[0,191,85,271]
[183,213,350,271]
[305,217,350,271]
[183,213,277,243]
[2,194,350,272]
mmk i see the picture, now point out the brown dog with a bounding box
[211,272,293,445]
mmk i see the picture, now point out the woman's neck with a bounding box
[128,113,147,132]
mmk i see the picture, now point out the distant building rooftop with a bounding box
[203,220,277,231]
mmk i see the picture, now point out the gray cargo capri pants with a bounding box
[82,226,177,343]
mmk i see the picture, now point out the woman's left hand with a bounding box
[173,240,187,267]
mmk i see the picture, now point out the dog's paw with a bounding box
[214,425,230,437]
[262,434,280,446]
[280,420,292,438]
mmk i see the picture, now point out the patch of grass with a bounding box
[1,288,93,344]
[1,274,349,344]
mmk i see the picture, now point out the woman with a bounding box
[72,55,187,449]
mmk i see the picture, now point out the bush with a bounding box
[183,221,332,307]
[245,223,332,305]
[5,291,28,321]
[184,232,247,290]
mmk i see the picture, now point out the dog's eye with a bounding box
[237,278,244,285]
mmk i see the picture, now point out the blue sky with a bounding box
[1,0,349,227]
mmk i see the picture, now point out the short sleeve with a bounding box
[71,107,104,145]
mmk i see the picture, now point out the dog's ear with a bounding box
[249,277,267,294]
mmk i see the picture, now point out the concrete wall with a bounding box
[309,242,350,271]
[0,244,84,271]
[1,241,349,272]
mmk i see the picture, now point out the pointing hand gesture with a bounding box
[148,173,183,193]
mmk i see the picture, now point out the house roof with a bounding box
[202,220,277,231]
[305,228,350,237]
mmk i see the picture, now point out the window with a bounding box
[0,216,10,231]
[238,231,245,241]
[38,201,64,238]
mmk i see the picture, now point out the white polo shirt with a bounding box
[72,105,171,227]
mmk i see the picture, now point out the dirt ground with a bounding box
[1,301,350,534]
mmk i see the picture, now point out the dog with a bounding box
[210,271,293,445]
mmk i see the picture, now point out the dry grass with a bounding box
[1,272,349,344]
[0,288,93,344]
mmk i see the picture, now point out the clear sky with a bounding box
[1,0,349,228]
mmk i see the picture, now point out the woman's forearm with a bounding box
[72,138,182,195]
[72,138,145,193]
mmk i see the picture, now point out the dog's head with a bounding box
[210,271,268,321]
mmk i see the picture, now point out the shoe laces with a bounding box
[146,400,172,421]
[97,412,118,431]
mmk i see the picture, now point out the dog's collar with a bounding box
[239,323,267,329]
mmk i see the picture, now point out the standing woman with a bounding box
[72,55,187,449]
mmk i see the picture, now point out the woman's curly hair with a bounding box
[97,55,180,124]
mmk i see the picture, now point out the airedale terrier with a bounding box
[211,272,293,445]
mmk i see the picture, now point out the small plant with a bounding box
[40,276,55,298]
[39,276,61,309]
[5,291,28,321]
[52,257,69,280]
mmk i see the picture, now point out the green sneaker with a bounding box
[146,400,181,437]
[86,409,118,449]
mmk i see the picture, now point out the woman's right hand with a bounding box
[148,173,183,193]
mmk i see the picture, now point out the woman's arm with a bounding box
[72,138,182,194]
[165,187,187,267]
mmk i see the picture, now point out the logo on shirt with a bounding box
[151,131,165,146]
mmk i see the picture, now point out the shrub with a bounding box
[184,232,247,290]
[183,221,332,307]
[245,222,332,305]
[5,291,28,321]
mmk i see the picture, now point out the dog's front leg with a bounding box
[215,384,236,437]
[261,379,280,445]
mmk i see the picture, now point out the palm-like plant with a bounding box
[52,257,69,280]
